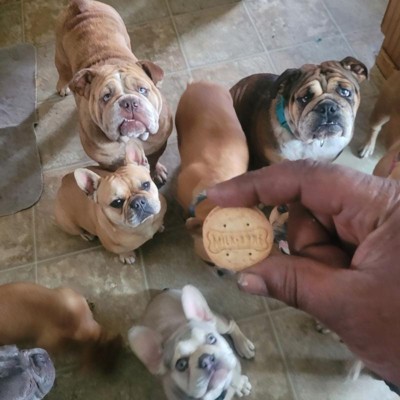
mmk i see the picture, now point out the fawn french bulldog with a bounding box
[129,285,255,400]
[55,142,166,264]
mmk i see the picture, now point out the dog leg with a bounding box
[55,46,72,97]
[215,317,255,359]
[359,112,390,158]
[118,251,136,264]
[152,162,168,186]
[231,374,252,397]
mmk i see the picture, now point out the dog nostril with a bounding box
[198,353,215,369]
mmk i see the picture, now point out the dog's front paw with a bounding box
[232,375,252,397]
[57,82,71,97]
[80,232,96,241]
[153,162,168,187]
[235,336,255,360]
[358,141,375,158]
[118,251,136,264]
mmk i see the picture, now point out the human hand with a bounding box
[207,159,400,386]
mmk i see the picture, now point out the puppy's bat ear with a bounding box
[74,168,101,199]
[128,326,165,375]
[137,60,164,85]
[271,68,303,100]
[181,285,214,323]
[69,68,96,98]
[125,140,150,169]
[340,57,368,83]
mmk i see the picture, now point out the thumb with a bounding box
[237,254,343,323]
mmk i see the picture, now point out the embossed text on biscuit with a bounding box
[206,228,269,254]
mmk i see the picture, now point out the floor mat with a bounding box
[0,43,43,216]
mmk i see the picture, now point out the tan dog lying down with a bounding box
[175,81,249,263]
[55,0,172,182]
[0,282,120,368]
[55,142,166,264]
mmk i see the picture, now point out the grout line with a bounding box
[0,262,36,275]
[20,0,25,43]
[320,0,358,58]
[163,0,193,79]
[242,0,277,74]
[42,160,96,174]
[266,310,301,400]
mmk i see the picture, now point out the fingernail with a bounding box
[237,273,269,296]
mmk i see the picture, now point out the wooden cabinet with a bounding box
[376,0,400,78]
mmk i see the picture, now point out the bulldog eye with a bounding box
[297,92,313,104]
[138,87,149,96]
[141,181,150,190]
[338,86,351,98]
[110,198,124,208]
[206,334,217,345]
[102,92,112,102]
[175,357,189,372]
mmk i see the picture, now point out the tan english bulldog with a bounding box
[230,57,368,169]
[359,71,400,180]
[175,81,249,263]
[55,0,173,183]
[55,142,166,264]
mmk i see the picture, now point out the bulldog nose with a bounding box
[130,196,147,210]
[315,101,339,119]
[119,97,139,113]
[198,353,215,371]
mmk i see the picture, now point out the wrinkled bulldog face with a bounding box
[276,57,368,146]
[0,345,55,400]
[165,322,237,399]
[70,63,164,142]
[96,164,161,228]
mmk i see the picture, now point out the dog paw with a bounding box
[236,336,256,359]
[233,375,252,397]
[153,162,168,187]
[358,142,375,158]
[118,252,136,264]
[57,83,71,97]
[80,232,96,241]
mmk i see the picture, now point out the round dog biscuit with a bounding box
[203,207,274,272]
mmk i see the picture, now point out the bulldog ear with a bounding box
[271,68,303,100]
[128,326,165,375]
[69,68,96,98]
[125,140,150,169]
[340,57,368,83]
[137,60,164,85]
[181,285,215,323]
[74,168,101,199]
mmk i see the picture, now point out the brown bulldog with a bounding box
[359,71,400,180]
[230,57,368,169]
[55,0,172,183]
[175,81,249,263]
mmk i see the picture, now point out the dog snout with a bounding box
[198,353,215,371]
[130,196,147,210]
[315,101,339,121]
[119,97,139,114]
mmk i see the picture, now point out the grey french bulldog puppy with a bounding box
[0,345,55,400]
[128,285,255,400]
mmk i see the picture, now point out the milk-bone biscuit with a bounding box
[202,207,274,271]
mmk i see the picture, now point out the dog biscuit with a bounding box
[203,206,274,271]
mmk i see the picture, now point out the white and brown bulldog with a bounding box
[230,57,368,169]
[55,0,173,183]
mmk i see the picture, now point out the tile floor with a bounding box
[0,0,397,399]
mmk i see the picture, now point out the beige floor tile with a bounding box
[0,264,36,284]
[23,0,67,45]
[35,168,99,262]
[36,41,59,103]
[162,70,192,114]
[0,2,23,47]
[191,54,275,87]
[128,17,187,74]
[142,228,267,320]
[103,0,169,27]
[169,0,240,15]
[174,3,263,68]
[272,309,396,400]
[35,97,92,171]
[0,208,34,270]
[37,247,149,333]
[238,315,295,399]
[245,0,339,51]
[270,36,353,73]
[323,0,388,34]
